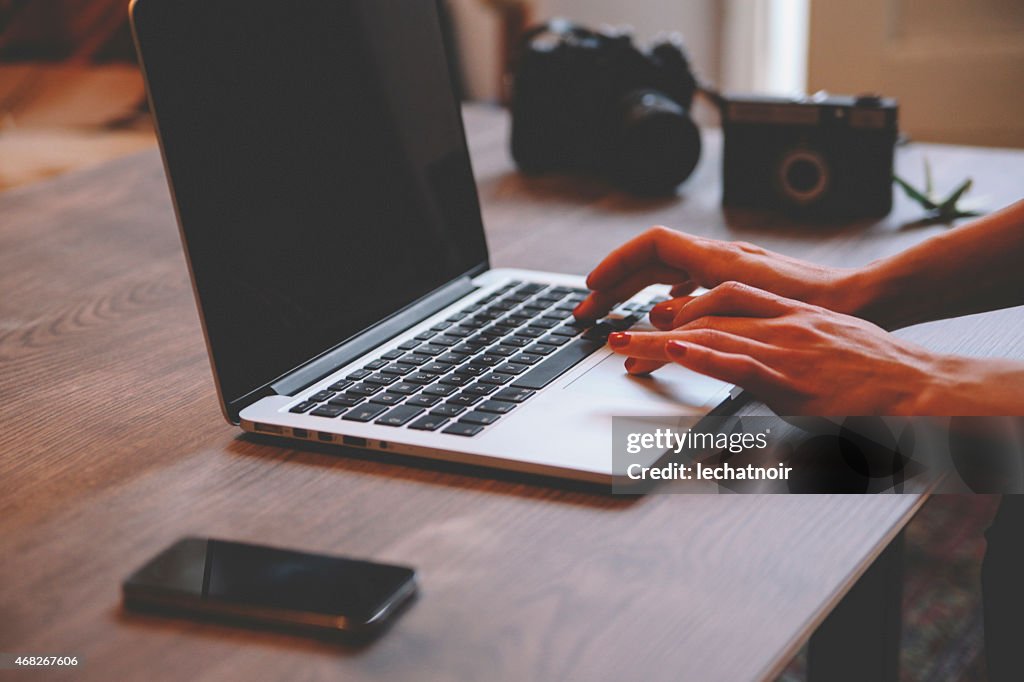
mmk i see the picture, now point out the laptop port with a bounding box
[292,428,309,439]
[343,435,367,447]
[317,432,334,442]
[254,423,283,435]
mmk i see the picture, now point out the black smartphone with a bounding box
[122,537,417,636]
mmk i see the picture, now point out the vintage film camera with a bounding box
[720,92,898,219]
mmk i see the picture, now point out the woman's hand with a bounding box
[604,281,956,415]
[574,226,867,321]
[573,226,873,375]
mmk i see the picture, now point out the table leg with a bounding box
[807,530,904,682]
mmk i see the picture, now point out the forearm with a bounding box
[912,355,1024,415]
[845,200,1024,329]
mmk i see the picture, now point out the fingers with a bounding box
[625,357,666,376]
[574,266,688,321]
[671,282,792,328]
[608,325,776,362]
[649,296,696,330]
[585,226,694,291]
[665,340,785,396]
[669,282,698,298]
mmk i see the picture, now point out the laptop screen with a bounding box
[132,0,489,410]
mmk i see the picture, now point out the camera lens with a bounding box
[612,89,701,195]
[778,150,829,204]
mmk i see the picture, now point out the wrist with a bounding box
[827,264,894,328]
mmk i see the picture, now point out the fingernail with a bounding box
[650,300,680,327]
[666,340,687,358]
[608,332,631,348]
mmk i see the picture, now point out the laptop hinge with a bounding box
[268,275,479,397]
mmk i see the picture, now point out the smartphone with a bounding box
[122,537,417,636]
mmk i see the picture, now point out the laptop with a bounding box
[130,0,733,483]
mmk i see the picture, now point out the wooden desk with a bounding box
[2,105,1023,681]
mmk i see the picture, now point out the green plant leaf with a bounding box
[894,174,937,210]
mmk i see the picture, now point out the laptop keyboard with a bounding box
[288,281,663,437]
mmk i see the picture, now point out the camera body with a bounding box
[511,20,702,195]
[721,93,898,219]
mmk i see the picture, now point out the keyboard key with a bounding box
[517,283,545,294]
[375,405,424,426]
[582,322,618,343]
[381,349,405,361]
[478,372,514,385]
[328,394,364,407]
[387,382,421,396]
[398,339,421,350]
[347,368,372,380]
[447,393,483,407]
[511,339,602,391]
[478,400,517,414]
[406,394,442,408]
[369,393,405,406]
[503,336,532,348]
[432,335,462,346]
[400,353,432,366]
[469,354,503,367]
[289,400,318,413]
[363,358,389,370]
[346,403,389,419]
[408,414,450,431]
[457,364,486,376]
[510,353,543,366]
[364,372,397,386]
[423,384,458,397]
[436,352,467,365]
[451,343,483,355]
[405,372,438,385]
[421,362,452,375]
[327,379,353,391]
[493,387,536,403]
[550,325,580,338]
[442,422,484,437]
[495,362,529,375]
[347,383,382,397]
[308,390,336,402]
[528,343,555,356]
[487,344,520,357]
[417,343,448,356]
[536,334,570,347]
[310,405,346,418]
[446,311,468,321]
[531,318,559,329]
[415,330,437,341]
[463,383,497,398]
[431,320,453,331]
[460,411,500,426]
[444,326,473,338]
[342,404,388,422]
[381,362,415,376]
[515,327,545,339]
[439,373,474,387]
[430,404,466,418]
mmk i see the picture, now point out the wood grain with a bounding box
[2,105,1023,681]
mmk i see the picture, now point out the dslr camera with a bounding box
[510,20,702,195]
[721,93,898,219]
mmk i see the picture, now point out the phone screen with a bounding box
[124,538,416,628]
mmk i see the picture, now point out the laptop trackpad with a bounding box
[560,351,730,410]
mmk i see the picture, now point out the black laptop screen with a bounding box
[132,0,488,409]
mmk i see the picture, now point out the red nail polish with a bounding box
[650,303,676,327]
[608,332,630,348]
[666,340,687,357]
